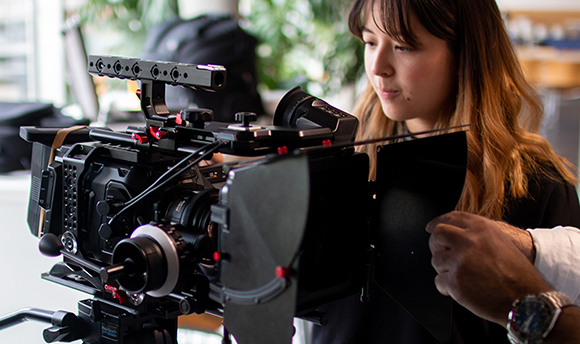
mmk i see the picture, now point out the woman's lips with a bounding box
[376,88,400,99]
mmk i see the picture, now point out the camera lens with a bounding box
[161,188,219,264]
[163,188,219,240]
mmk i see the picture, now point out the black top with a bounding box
[311,166,580,344]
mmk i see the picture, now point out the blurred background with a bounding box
[0,0,579,343]
[0,0,579,128]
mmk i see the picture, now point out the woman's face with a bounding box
[363,8,457,133]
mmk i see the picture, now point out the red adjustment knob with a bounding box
[213,251,230,262]
[176,112,183,125]
[277,146,288,155]
[155,131,168,139]
[275,266,291,279]
[322,139,332,147]
[104,284,127,304]
[135,89,141,99]
[131,133,148,144]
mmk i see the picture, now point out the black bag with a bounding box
[142,14,264,122]
[0,102,89,173]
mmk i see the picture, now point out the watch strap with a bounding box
[507,290,575,344]
[541,291,575,309]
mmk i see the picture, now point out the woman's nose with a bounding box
[370,47,395,77]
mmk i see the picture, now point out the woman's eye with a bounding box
[362,36,376,47]
[395,45,412,52]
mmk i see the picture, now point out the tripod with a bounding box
[0,297,177,344]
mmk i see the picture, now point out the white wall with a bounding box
[0,173,86,344]
[496,0,580,11]
[35,0,66,106]
[178,0,239,19]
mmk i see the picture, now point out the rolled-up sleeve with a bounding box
[528,226,580,304]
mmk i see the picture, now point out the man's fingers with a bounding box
[434,273,451,297]
[428,222,466,253]
[431,249,454,274]
[426,211,480,234]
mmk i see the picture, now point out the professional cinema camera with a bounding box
[1,56,468,344]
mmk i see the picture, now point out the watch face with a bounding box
[511,297,551,340]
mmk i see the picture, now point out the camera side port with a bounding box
[150,65,160,80]
[95,58,105,73]
[213,72,225,89]
[170,67,180,82]
[132,63,142,77]
[113,60,123,75]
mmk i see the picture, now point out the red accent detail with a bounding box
[135,89,141,99]
[155,131,168,139]
[104,284,116,292]
[131,133,148,144]
[277,146,288,155]
[275,266,290,279]
[212,251,230,261]
[149,126,159,137]
[176,112,183,125]
[104,284,127,304]
[322,139,332,147]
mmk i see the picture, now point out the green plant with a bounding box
[239,0,364,97]
[76,0,179,56]
[75,0,364,98]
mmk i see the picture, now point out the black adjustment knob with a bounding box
[96,200,123,216]
[43,310,80,344]
[96,200,111,215]
[235,112,257,127]
[39,233,64,257]
[43,325,71,343]
[180,109,214,128]
[98,224,113,240]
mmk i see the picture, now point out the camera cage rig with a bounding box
[2,56,469,344]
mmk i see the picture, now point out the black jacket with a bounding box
[311,166,580,344]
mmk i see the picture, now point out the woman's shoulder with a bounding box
[503,164,580,229]
[527,164,576,198]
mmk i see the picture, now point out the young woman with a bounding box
[311,0,580,343]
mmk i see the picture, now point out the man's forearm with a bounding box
[542,306,580,344]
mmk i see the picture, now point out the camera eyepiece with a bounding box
[273,86,315,126]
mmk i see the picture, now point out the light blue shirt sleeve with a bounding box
[528,226,580,305]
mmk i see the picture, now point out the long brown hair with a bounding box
[349,0,577,219]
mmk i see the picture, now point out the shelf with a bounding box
[517,46,580,89]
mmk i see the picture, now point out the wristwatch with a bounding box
[507,290,575,344]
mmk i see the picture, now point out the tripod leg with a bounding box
[222,326,232,344]
[0,308,54,331]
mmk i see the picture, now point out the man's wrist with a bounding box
[542,306,580,344]
[495,221,536,263]
[506,291,575,344]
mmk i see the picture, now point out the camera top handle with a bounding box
[87,55,226,121]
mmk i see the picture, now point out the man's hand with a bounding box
[425,211,551,325]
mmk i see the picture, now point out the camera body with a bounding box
[20,56,467,344]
